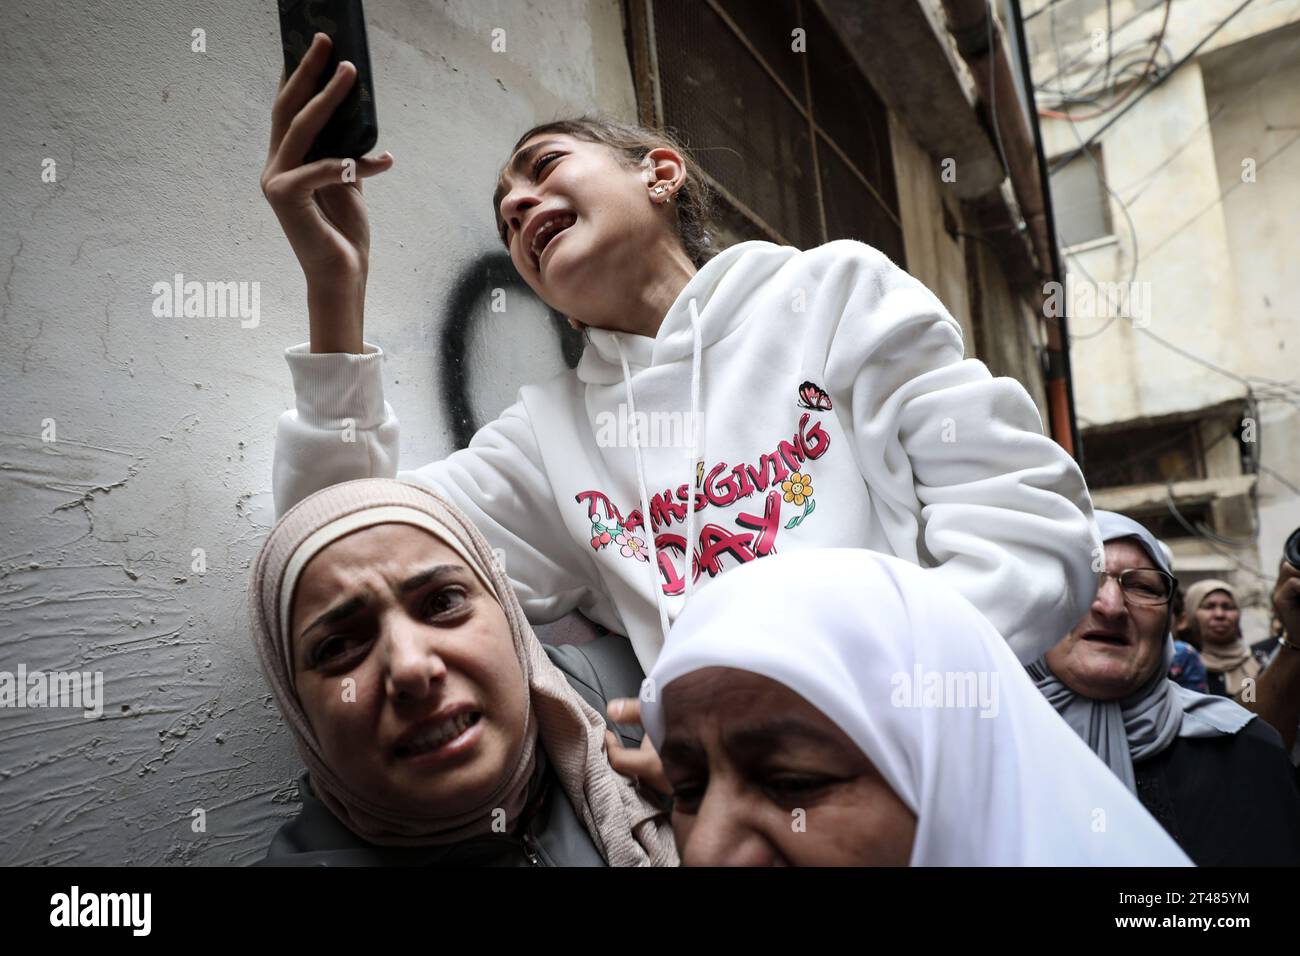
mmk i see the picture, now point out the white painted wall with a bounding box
[0,0,634,865]
[1042,62,1248,427]
[1202,20,1300,583]
[1029,0,1299,426]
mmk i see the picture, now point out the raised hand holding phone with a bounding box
[261,32,391,354]
[279,0,379,161]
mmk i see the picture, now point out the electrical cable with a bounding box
[1071,18,1300,209]
[1031,0,1167,89]
[1039,0,1171,121]
[1045,1,1145,342]
[1048,0,1261,173]
[1034,37,1168,101]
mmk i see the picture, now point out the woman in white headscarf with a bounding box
[639,547,1191,866]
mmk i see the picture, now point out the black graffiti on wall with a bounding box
[439,251,585,449]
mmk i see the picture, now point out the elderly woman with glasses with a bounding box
[1029,511,1300,865]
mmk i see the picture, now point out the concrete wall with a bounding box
[972,242,1052,427]
[1027,0,1300,600]
[1028,0,1300,424]
[1041,60,1248,427]
[891,114,1052,429]
[1201,20,1300,587]
[0,0,634,865]
[1025,0,1300,90]
[892,113,977,348]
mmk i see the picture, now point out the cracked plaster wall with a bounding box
[0,0,636,864]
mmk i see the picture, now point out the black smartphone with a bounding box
[278,0,379,162]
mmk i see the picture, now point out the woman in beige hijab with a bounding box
[1182,579,1269,699]
[248,477,676,866]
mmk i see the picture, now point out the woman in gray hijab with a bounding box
[1029,510,1300,865]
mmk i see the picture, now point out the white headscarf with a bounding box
[641,548,1192,866]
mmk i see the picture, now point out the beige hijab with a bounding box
[1184,578,1261,696]
[248,477,677,865]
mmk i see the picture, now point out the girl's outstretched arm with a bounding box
[272,342,607,628]
[822,241,1100,662]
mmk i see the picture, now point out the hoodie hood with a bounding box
[576,240,797,381]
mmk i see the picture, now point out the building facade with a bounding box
[1027,0,1300,639]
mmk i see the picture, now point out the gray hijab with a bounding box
[1027,511,1253,793]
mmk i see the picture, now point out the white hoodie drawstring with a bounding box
[612,334,673,641]
[610,296,706,643]
[682,297,704,603]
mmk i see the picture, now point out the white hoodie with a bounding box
[273,239,1100,671]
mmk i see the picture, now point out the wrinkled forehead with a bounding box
[1104,536,1158,568]
[288,523,460,623]
[661,668,851,748]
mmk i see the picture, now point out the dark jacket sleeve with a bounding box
[1235,719,1300,858]
[544,634,646,748]
[1201,720,1300,865]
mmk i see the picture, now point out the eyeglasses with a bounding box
[1097,568,1176,606]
